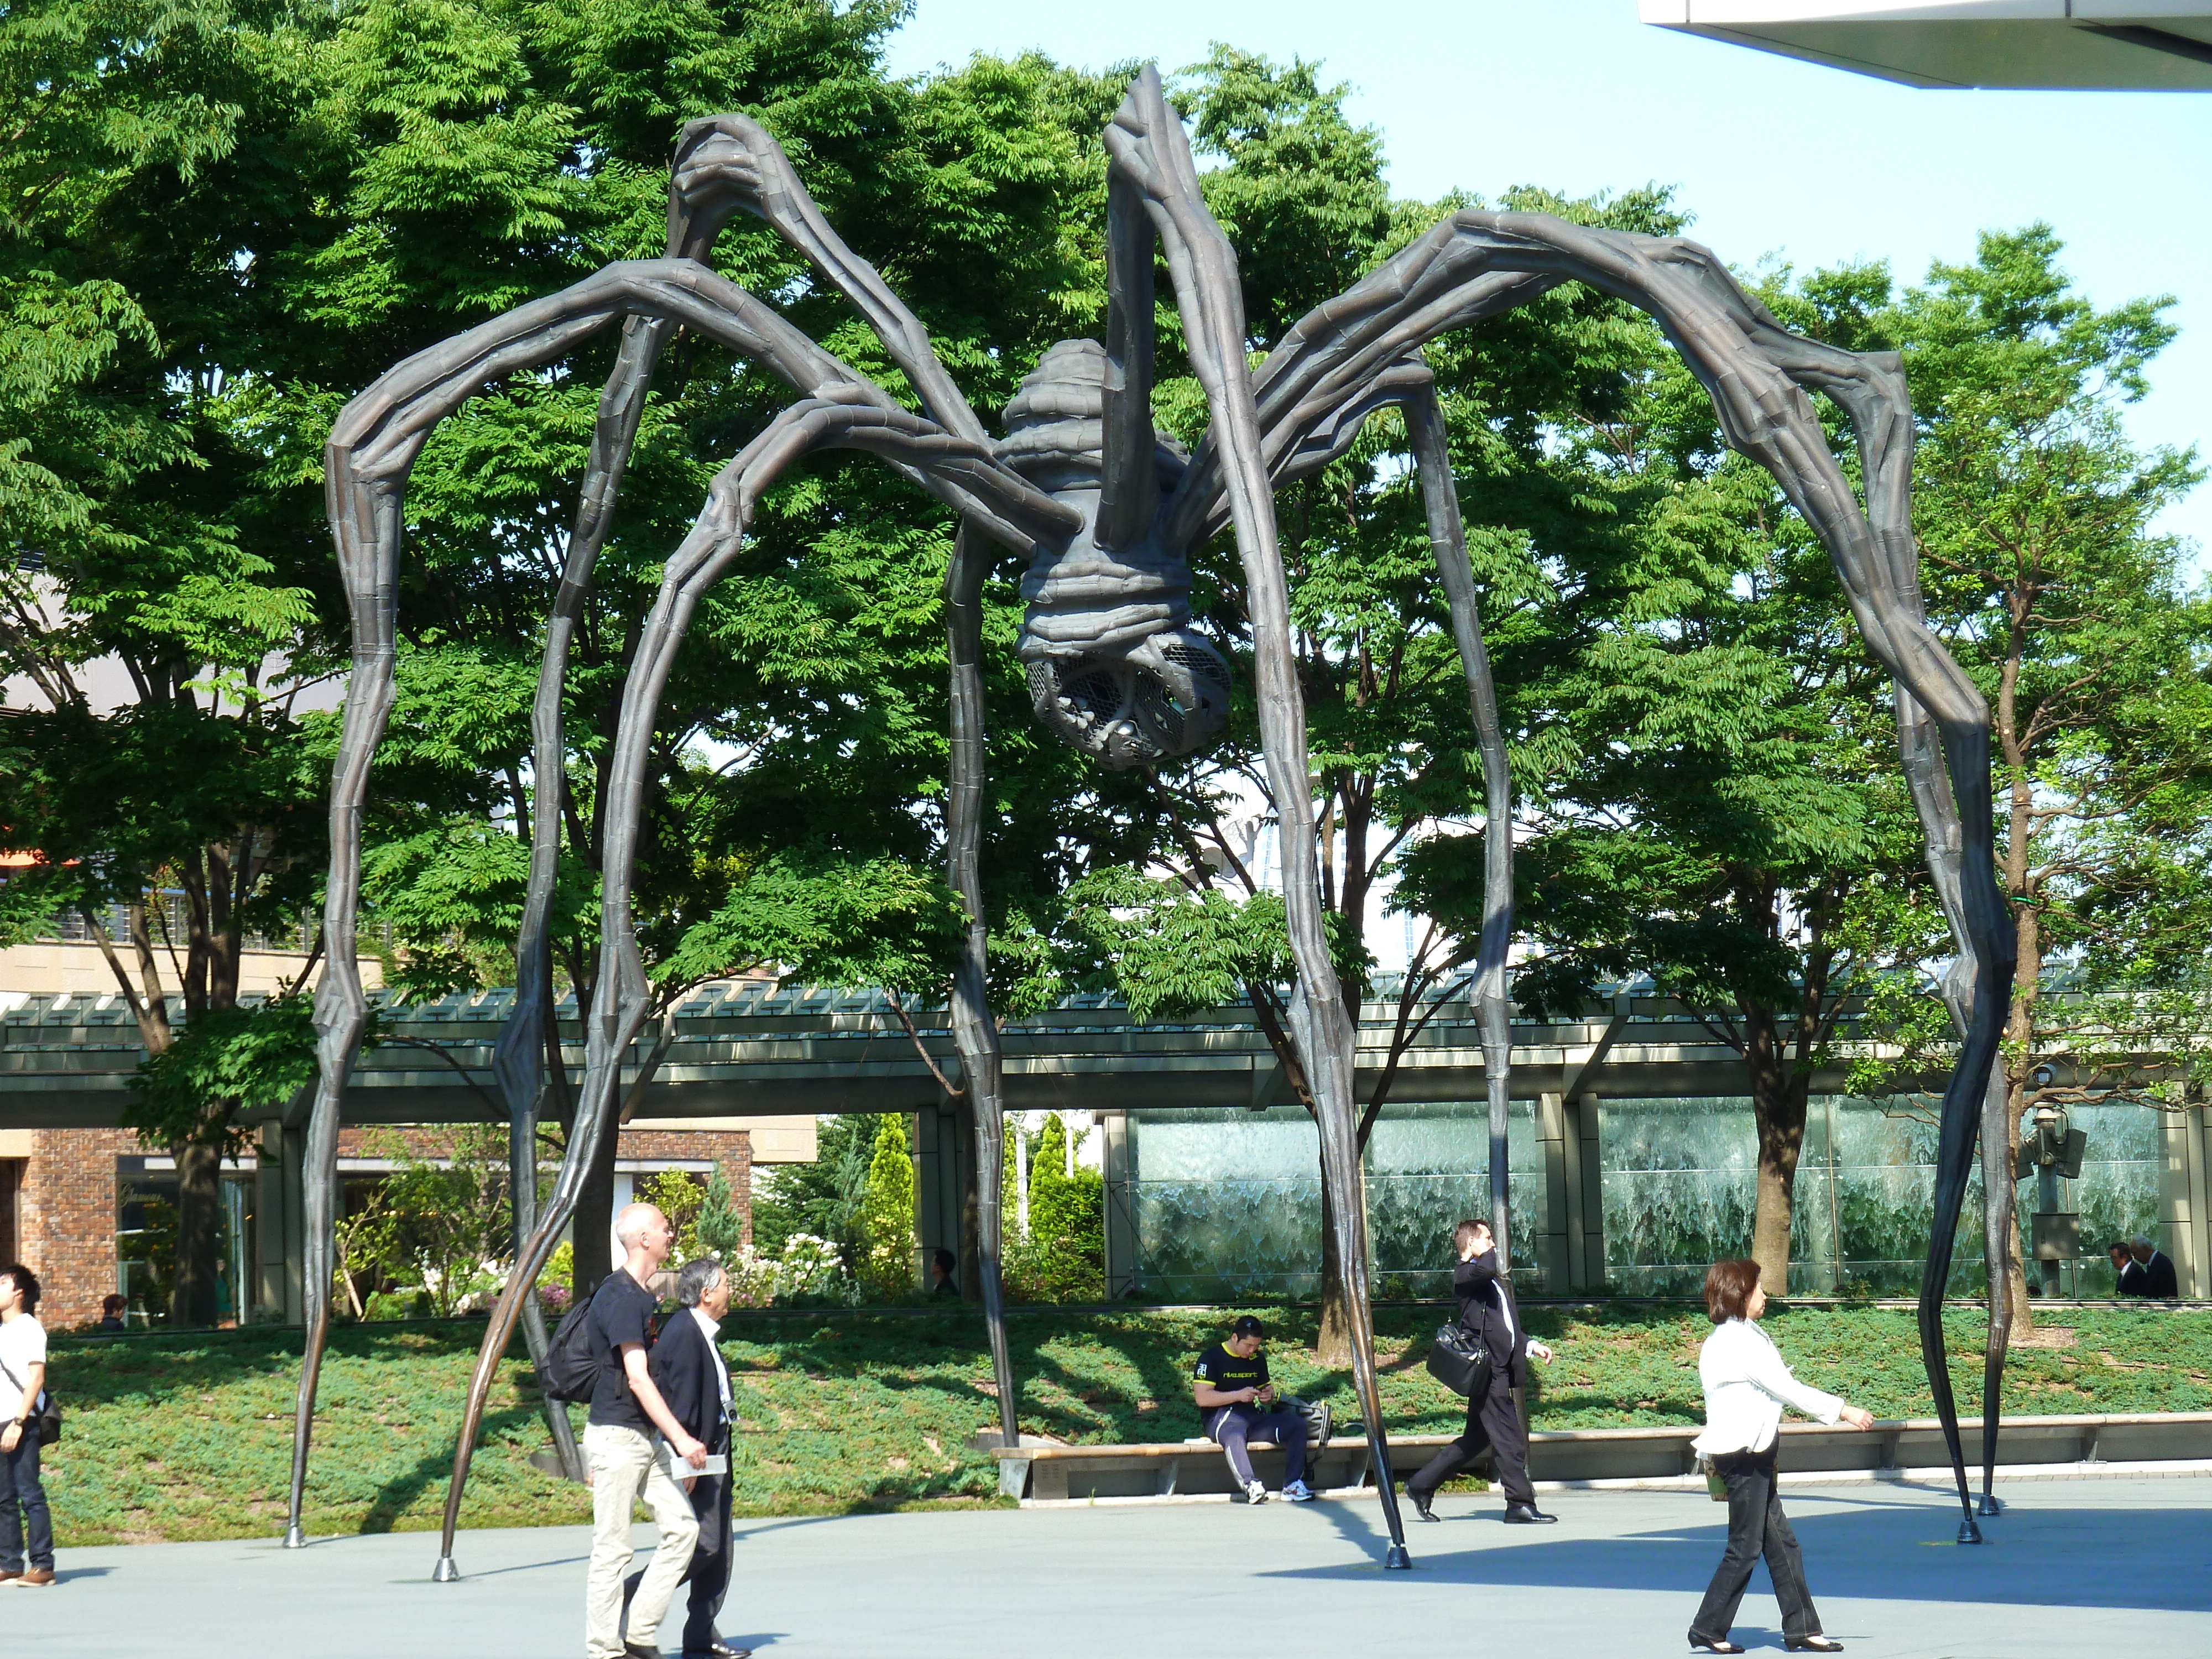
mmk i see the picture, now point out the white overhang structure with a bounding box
[1640,3,2212,88]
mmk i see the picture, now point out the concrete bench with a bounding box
[995,1412,2212,1503]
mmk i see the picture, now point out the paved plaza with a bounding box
[12,1475,2206,1657]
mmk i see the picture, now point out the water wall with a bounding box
[1114,1095,2162,1300]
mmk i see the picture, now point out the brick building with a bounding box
[0,1114,815,1329]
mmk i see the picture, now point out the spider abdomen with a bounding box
[999,340,1232,768]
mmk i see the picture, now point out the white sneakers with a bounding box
[1245,1479,1269,1504]
[1283,1479,1316,1503]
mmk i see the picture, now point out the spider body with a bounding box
[290,66,2015,1576]
[1003,339,1231,765]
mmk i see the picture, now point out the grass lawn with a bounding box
[40,1303,2211,1546]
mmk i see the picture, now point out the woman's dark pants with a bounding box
[1691,1445,1820,1644]
[1405,1371,1534,1507]
[1,1432,54,1573]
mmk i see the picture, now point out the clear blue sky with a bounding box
[887,0,2211,561]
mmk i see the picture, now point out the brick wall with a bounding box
[15,1127,138,1327]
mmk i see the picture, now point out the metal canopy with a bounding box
[1640,3,2212,89]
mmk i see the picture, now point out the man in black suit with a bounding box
[625,1258,747,1659]
[1405,1218,1557,1525]
[2112,1241,2148,1297]
[2131,1236,2180,1299]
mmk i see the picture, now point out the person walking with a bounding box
[2130,1236,2179,1299]
[586,1204,707,1659]
[623,1258,748,1659]
[0,1264,54,1588]
[2111,1241,2148,1297]
[1687,1259,1875,1655]
[1404,1219,1556,1525]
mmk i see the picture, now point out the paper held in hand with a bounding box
[662,1447,729,1479]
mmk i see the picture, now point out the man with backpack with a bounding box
[582,1203,707,1659]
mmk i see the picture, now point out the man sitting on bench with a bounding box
[1192,1316,1314,1504]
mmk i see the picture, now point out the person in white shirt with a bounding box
[0,1263,54,1587]
[1687,1259,1874,1656]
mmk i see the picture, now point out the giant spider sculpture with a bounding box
[288,67,2016,1573]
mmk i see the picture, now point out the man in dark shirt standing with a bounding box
[1192,1316,1314,1504]
[1405,1218,1557,1525]
[586,1203,707,1659]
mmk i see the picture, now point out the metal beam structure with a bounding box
[1641,2,2212,90]
[1,984,1896,1131]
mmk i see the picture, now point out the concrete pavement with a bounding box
[9,1475,2205,1657]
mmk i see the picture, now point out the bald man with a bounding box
[585,1203,708,1659]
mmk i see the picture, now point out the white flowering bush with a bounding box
[772,1233,854,1304]
[700,1233,855,1308]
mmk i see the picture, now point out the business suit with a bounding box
[1406,1248,1534,1507]
[624,1307,733,1656]
[2117,1257,2149,1297]
[2139,1250,2179,1299]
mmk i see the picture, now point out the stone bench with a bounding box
[995,1412,2212,1503]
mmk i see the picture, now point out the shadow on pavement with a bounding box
[1260,1498,2212,1613]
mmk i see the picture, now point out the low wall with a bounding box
[1001,1412,2212,1503]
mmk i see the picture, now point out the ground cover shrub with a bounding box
[41,1306,2209,1543]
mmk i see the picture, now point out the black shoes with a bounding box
[624,1645,665,1659]
[1784,1641,1844,1653]
[1688,1639,1745,1656]
[1407,1489,1439,1522]
[685,1647,752,1658]
[1502,1502,1557,1524]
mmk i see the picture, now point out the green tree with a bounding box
[1005,1112,1103,1302]
[856,1114,915,1297]
[751,1112,881,1267]
[1848,228,2209,1320]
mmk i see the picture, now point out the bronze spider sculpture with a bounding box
[288,67,2015,1571]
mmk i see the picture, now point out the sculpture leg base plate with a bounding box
[1976,1491,2004,1517]
[1384,1543,1412,1571]
[1956,1519,1984,1545]
[432,1554,462,1583]
[281,1524,307,1550]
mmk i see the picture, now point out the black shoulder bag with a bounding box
[0,1352,60,1448]
[1425,1321,1491,1398]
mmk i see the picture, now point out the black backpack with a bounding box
[538,1295,601,1403]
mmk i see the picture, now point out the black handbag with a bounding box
[1425,1321,1491,1398]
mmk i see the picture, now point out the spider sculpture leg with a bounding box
[1250,357,1520,1259]
[299,252,1071,1565]
[294,261,855,1548]
[1401,382,1519,1256]
[1103,66,1413,1565]
[945,523,1020,1448]
[1179,210,2011,1542]
[667,116,1029,1444]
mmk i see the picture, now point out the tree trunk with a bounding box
[170,1135,226,1327]
[571,1118,620,1305]
[1743,1006,1810,1297]
[1316,1175,1352,1366]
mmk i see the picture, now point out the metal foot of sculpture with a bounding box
[290,65,2011,1566]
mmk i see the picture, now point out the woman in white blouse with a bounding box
[1687,1259,1874,1655]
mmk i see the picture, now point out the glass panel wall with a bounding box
[1117,1094,2164,1303]
[1120,1099,1541,1302]
[1599,1095,2162,1298]
[116,1163,259,1326]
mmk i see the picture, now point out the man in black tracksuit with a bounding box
[1405,1218,1557,1525]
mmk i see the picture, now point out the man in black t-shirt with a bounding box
[1192,1315,1313,1504]
[583,1203,709,1659]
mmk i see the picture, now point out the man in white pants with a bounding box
[585,1203,708,1659]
